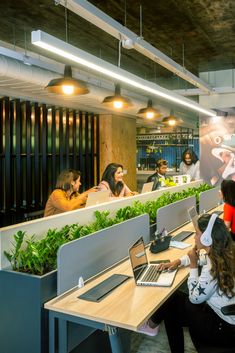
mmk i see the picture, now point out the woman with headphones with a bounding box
[139,214,235,352]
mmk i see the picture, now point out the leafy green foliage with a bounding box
[4,183,212,275]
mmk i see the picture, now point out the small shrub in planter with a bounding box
[4,183,213,275]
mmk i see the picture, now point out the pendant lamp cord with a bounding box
[24,27,27,55]
[139,4,143,39]
[124,0,127,27]
[118,38,121,67]
[65,0,68,43]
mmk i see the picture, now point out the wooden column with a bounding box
[99,114,137,190]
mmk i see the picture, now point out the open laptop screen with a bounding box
[85,190,110,207]
[188,206,199,231]
[129,237,148,281]
[141,181,154,193]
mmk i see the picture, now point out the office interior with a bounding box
[0,1,235,353]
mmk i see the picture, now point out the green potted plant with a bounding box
[1,183,212,353]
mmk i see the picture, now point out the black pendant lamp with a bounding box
[45,65,89,95]
[162,110,178,126]
[102,84,132,109]
[137,99,160,119]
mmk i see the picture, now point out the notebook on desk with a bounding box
[141,181,154,194]
[129,237,177,287]
[85,190,110,207]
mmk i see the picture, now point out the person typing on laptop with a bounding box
[138,214,235,352]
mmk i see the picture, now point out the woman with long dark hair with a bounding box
[97,163,137,197]
[221,179,235,239]
[139,214,235,352]
[179,149,200,181]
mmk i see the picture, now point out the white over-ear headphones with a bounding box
[200,213,218,246]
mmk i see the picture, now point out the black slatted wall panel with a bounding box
[0,97,100,227]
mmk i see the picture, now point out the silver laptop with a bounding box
[129,237,177,287]
[188,206,223,231]
[85,190,110,207]
[187,206,199,230]
[141,181,154,194]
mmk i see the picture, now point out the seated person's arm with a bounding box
[179,162,184,175]
[50,190,87,211]
[224,220,231,231]
[97,181,109,191]
[123,184,138,196]
[188,264,217,304]
[82,187,98,194]
[186,247,217,304]
[158,256,189,271]
[195,161,200,180]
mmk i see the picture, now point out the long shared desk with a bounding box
[44,204,223,353]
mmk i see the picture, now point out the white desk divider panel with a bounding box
[0,180,202,269]
[57,214,149,295]
[156,196,196,233]
[199,187,222,215]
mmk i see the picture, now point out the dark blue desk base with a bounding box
[48,311,124,353]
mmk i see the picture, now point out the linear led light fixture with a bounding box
[58,0,212,94]
[31,30,216,117]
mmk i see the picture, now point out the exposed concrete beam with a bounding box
[57,0,212,94]
[175,87,235,96]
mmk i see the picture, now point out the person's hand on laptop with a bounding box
[158,259,181,271]
[129,191,139,196]
[85,187,99,194]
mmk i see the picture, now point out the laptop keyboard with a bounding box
[141,265,161,282]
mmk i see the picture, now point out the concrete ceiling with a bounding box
[0,0,234,130]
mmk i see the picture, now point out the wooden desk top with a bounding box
[44,204,224,332]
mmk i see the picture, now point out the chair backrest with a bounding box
[23,210,44,221]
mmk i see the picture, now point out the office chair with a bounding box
[23,209,44,221]
[195,304,235,353]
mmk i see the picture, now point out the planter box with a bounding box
[0,269,57,353]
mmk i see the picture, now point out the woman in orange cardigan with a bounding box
[44,169,95,217]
